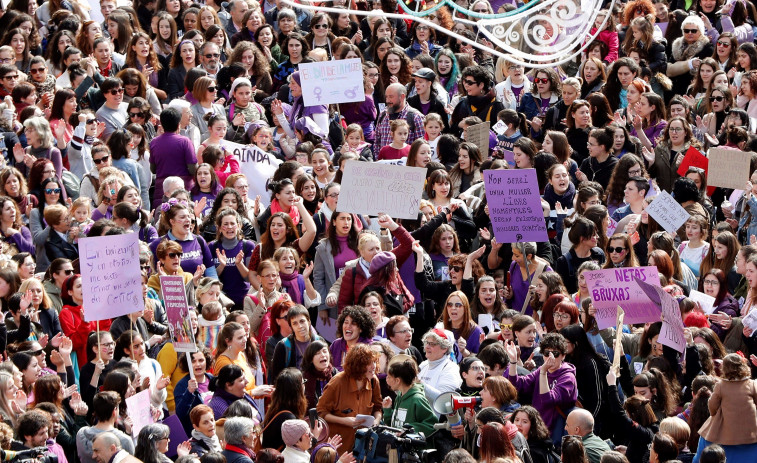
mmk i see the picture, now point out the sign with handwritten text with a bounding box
[636,278,686,353]
[484,168,547,243]
[646,190,690,234]
[160,276,197,353]
[299,58,365,106]
[585,266,662,329]
[80,233,144,322]
[220,140,282,208]
[338,160,426,219]
[126,389,153,437]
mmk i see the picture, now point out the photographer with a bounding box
[11,409,53,456]
[381,357,436,441]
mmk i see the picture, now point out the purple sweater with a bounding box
[5,226,34,254]
[506,362,577,430]
[330,337,372,371]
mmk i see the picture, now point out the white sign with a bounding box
[338,161,426,220]
[689,290,717,315]
[645,191,690,234]
[742,309,757,333]
[299,59,365,106]
[220,140,282,208]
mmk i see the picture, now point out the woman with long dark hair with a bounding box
[301,340,336,410]
[261,367,311,451]
[313,210,359,320]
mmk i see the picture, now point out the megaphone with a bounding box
[433,392,481,415]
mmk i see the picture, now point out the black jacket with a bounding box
[407,93,450,132]
[45,231,78,262]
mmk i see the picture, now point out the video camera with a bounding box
[4,447,57,463]
[353,424,440,463]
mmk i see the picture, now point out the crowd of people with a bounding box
[0,0,755,462]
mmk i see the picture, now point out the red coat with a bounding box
[59,305,97,367]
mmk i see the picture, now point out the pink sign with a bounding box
[160,276,197,353]
[484,169,547,243]
[636,278,686,353]
[126,389,153,437]
[585,267,662,329]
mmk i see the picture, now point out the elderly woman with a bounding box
[384,315,423,365]
[135,423,174,463]
[43,204,77,262]
[666,15,715,97]
[418,328,462,406]
[12,116,63,182]
[221,417,258,463]
[317,343,382,451]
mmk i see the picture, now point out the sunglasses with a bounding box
[312,23,328,29]
[710,95,725,102]
[86,119,98,125]
[30,68,45,74]
[542,349,561,357]
[446,302,464,308]
[45,188,61,194]
[204,53,221,58]
[167,252,183,258]
[607,246,626,253]
[500,323,513,330]
[60,269,74,275]
[683,28,699,34]
[533,77,550,84]
[449,265,463,272]
[27,349,43,356]
[463,79,478,86]
[109,88,124,95]
[129,112,144,118]
[93,155,109,165]
[207,87,217,92]
[3,74,19,79]
[717,41,730,47]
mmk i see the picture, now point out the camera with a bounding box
[353,424,440,463]
[9,447,58,463]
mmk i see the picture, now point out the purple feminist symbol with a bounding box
[314,86,322,102]
[344,85,359,99]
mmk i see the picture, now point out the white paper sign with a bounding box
[478,314,495,334]
[299,59,365,106]
[742,309,757,332]
[338,161,427,220]
[646,191,690,234]
[689,290,717,315]
[220,140,282,208]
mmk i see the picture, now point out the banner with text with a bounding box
[160,276,197,353]
[80,233,144,322]
[338,161,426,219]
[484,168,547,243]
[585,266,662,329]
[220,140,282,208]
[636,278,686,352]
[299,59,365,106]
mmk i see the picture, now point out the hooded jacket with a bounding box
[506,362,578,430]
[383,383,437,439]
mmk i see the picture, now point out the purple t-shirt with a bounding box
[149,232,218,278]
[149,132,197,204]
[539,97,551,116]
[333,235,358,277]
[511,85,524,106]
[209,239,255,306]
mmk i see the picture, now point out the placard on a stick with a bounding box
[465,121,490,152]
[636,278,686,353]
[483,168,547,243]
[79,233,144,322]
[160,276,197,353]
[707,148,751,190]
[338,161,426,220]
[299,58,365,106]
[645,190,690,234]
[584,267,662,329]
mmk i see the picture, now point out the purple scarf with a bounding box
[279,270,302,304]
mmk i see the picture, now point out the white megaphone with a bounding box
[432,392,481,430]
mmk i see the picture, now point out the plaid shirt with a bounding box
[372,104,426,160]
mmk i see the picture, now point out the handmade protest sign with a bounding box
[220,140,281,207]
[126,389,153,437]
[707,148,751,190]
[160,276,197,353]
[645,190,690,234]
[688,290,716,315]
[612,306,625,373]
[484,169,547,243]
[299,59,365,106]
[465,121,490,152]
[676,146,708,177]
[607,217,618,237]
[636,278,686,352]
[584,266,662,329]
[80,233,143,322]
[742,309,757,333]
[338,161,426,219]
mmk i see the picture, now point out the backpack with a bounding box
[61,170,81,200]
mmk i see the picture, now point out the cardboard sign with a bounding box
[676,146,708,177]
[646,190,690,234]
[160,276,197,353]
[80,233,144,322]
[484,168,547,243]
[126,389,153,437]
[299,59,365,106]
[338,161,426,220]
[636,278,686,353]
[585,267,662,329]
[612,306,625,373]
[707,148,751,190]
[465,121,490,153]
[688,290,716,315]
[220,140,282,208]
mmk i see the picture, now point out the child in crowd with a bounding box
[197,300,225,349]
[249,124,279,160]
[379,119,410,161]
[202,145,239,186]
[68,198,94,243]
[423,113,444,162]
[336,124,372,164]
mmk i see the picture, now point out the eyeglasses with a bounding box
[45,188,61,194]
[703,279,719,286]
[463,79,478,86]
[129,112,144,119]
[93,156,109,165]
[60,269,74,275]
[500,323,513,330]
[207,87,217,92]
[684,28,699,34]
[3,74,19,79]
[394,328,414,335]
[449,265,463,272]
[326,193,339,198]
[313,23,328,29]
[628,169,642,176]
[204,53,221,58]
[0,58,12,64]
[446,302,464,308]
[416,25,430,30]
[669,127,684,133]
[542,349,561,357]
[607,246,626,254]
[102,342,116,348]
[86,119,98,125]
[710,95,725,102]
[424,341,440,347]
[553,313,571,321]
[533,77,549,84]
[717,41,730,47]
[473,8,488,12]
[108,88,124,95]
[167,252,183,258]
[30,68,45,74]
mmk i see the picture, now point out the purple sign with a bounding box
[159,276,197,353]
[585,267,662,329]
[484,169,547,243]
[636,278,686,353]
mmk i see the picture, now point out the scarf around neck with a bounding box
[191,429,222,453]
[279,270,302,304]
[271,199,301,226]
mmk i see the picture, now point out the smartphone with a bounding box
[308,408,318,429]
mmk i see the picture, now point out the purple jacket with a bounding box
[5,226,34,254]
[507,362,577,430]
[330,337,373,371]
[630,120,667,148]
